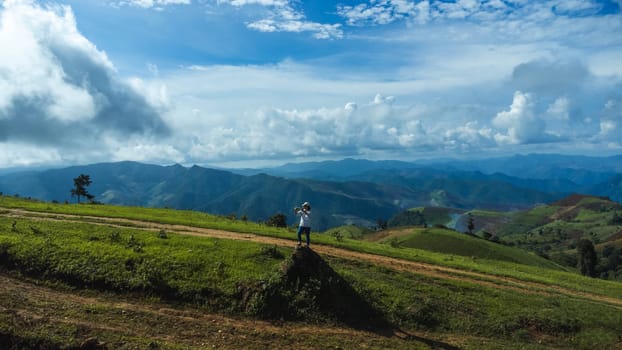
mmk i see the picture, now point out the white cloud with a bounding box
[2,0,622,168]
[114,0,192,9]
[247,19,343,39]
[493,91,556,144]
[222,0,289,7]
[0,142,62,168]
[443,121,495,151]
[219,0,343,39]
[106,137,186,163]
[337,0,417,26]
[0,1,104,121]
[600,120,617,135]
[337,0,499,25]
[552,0,601,14]
[435,0,481,19]
[547,97,570,120]
[154,52,622,163]
[0,0,169,167]
[336,0,618,30]
[162,88,447,163]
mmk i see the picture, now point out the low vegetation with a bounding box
[385,194,622,281]
[1,195,622,349]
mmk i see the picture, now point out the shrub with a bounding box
[126,234,145,253]
[258,245,284,260]
[332,231,344,242]
[29,226,44,235]
[265,213,287,228]
[109,231,122,243]
[158,229,168,239]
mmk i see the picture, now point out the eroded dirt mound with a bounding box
[239,247,388,330]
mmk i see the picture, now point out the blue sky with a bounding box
[0,0,621,169]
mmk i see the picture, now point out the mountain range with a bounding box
[0,154,620,231]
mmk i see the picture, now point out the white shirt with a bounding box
[297,209,311,227]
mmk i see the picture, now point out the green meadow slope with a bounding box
[1,196,622,350]
[364,226,564,270]
[385,194,622,280]
[497,194,622,247]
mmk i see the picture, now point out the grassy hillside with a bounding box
[386,195,622,280]
[491,195,622,281]
[365,226,564,270]
[1,195,620,296]
[496,195,622,252]
[323,225,374,240]
[1,196,622,349]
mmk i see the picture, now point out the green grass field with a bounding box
[1,196,622,349]
[2,196,622,298]
[376,227,564,270]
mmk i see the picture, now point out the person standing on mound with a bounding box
[294,202,312,247]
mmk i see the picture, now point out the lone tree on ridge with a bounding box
[71,174,94,203]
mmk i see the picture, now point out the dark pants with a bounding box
[297,226,311,245]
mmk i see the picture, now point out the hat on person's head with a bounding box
[302,202,311,208]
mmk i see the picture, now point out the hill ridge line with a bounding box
[2,207,621,309]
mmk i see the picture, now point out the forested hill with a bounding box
[0,162,402,230]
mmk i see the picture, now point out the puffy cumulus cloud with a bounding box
[174,95,443,163]
[0,1,103,122]
[545,96,589,126]
[219,0,343,39]
[157,57,622,164]
[174,91,549,163]
[443,121,496,151]
[492,91,558,144]
[0,1,169,167]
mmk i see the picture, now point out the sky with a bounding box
[0,0,621,169]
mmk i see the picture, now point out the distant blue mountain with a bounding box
[1,154,619,230]
[235,154,622,201]
[241,154,622,187]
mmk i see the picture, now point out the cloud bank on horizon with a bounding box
[0,0,621,168]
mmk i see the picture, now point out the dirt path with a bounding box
[3,207,622,309]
